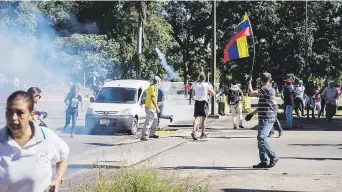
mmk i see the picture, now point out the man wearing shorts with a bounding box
[191,73,216,140]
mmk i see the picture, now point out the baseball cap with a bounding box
[284,78,292,83]
[153,76,161,84]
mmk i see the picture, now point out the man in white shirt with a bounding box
[294,80,305,116]
[191,73,216,140]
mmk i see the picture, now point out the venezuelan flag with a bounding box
[224,13,252,63]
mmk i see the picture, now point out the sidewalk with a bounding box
[60,136,186,190]
[146,120,342,192]
[63,117,342,191]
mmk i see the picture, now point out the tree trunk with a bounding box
[182,50,189,84]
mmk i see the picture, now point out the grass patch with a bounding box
[75,167,209,192]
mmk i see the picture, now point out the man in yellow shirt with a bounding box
[141,76,161,141]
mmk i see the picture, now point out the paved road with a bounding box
[2,95,341,191]
[0,96,197,178]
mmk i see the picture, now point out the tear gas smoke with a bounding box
[155,47,179,81]
[0,2,102,98]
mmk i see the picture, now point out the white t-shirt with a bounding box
[0,122,70,192]
[193,81,212,101]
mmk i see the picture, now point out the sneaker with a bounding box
[63,125,68,129]
[268,157,279,168]
[169,115,174,123]
[233,126,237,129]
[268,131,275,137]
[200,133,208,139]
[140,137,148,141]
[149,135,160,139]
[239,125,244,129]
[253,162,268,169]
[191,132,198,140]
[278,131,283,138]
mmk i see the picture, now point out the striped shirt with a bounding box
[258,84,276,120]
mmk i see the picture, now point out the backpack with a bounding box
[227,89,240,105]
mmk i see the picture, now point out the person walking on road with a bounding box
[227,80,244,129]
[141,76,161,141]
[63,85,83,138]
[283,78,295,129]
[314,86,322,117]
[27,87,48,127]
[321,81,339,123]
[305,81,315,118]
[191,73,216,140]
[294,80,305,117]
[318,84,327,118]
[248,72,279,168]
[157,87,174,129]
[189,82,193,105]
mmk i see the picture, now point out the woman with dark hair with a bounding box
[0,91,69,192]
[63,85,83,138]
[27,87,48,127]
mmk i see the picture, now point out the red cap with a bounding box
[284,78,292,83]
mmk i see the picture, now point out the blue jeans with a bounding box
[158,103,171,123]
[258,119,277,163]
[285,105,293,129]
[65,109,78,134]
[270,105,282,133]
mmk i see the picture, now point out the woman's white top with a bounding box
[0,122,69,192]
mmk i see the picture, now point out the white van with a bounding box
[85,80,150,135]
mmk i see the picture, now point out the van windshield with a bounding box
[96,87,137,103]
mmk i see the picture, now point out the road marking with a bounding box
[155,130,179,136]
[207,118,223,126]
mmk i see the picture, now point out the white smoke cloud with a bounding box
[155,47,179,81]
[0,2,102,97]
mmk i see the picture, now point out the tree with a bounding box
[164,1,212,83]
[55,34,119,85]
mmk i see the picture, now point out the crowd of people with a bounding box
[178,72,341,168]
[280,78,341,127]
[0,70,341,191]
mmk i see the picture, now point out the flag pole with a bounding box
[248,14,256,79]
[242,13,255,113]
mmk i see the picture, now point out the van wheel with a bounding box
[128,118,138,135]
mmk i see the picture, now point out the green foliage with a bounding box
[76,167,209,192]
[55,34,119,80]
[0,1,341,84]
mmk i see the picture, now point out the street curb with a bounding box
[168,124,193,127]
[62,138,186,189]
[65,136,186,180]
[168,118,225,128]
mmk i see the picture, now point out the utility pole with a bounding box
[211,0,217,115]
[305,0,308,68]
[136,14,143,79]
